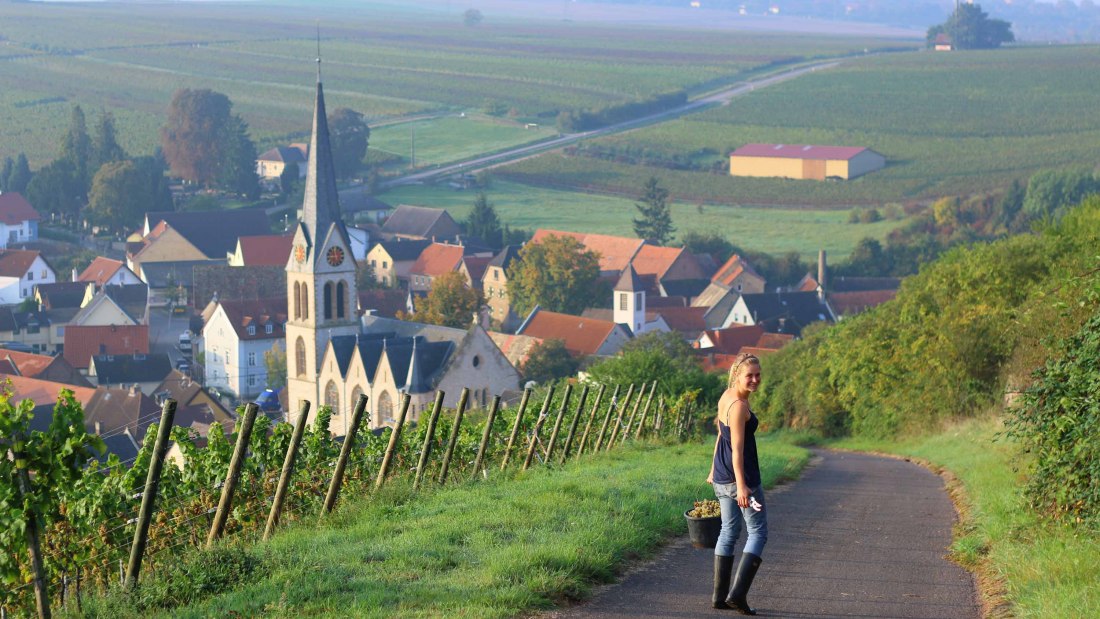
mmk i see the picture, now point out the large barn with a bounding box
[729,144,885,180]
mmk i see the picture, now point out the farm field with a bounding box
[0,1,909,166]
[497,45,1100,206]
[370,114,557,168]
[381,179,906,259]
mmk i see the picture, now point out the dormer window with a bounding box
[265,324,273,334]
[247,325,256,335]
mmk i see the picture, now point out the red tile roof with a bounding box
[0,192,40,225]
[756,332,795,350]
[652,306,708,335]
[731,144,870,161]
[519,310,620,357]
[630,245,684,280]
[0,249,42,278]
[216,298,287,340]
[698,325,767,354]
[5,374,97,408]
[0,349,58,378]
[462,255,492,286]
[531,229,645,273]
[409,243,465,277]
[711,254,763,287]
[237,234,293,267]
[828,290,897,316]
[78,257,125,287]
[63,325,150,369]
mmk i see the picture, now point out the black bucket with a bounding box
[684,509,722,549]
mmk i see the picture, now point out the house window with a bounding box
[26,272,33,281]
[248,375,256,387]
[493,269,499,281]
[371,260,377,268]
[382,261,388,269]
[619,293,628,310]
[41,269,46,279]
[247,325,256,335]
[488,286,494,296]
[636,292,642,306]
[248,352,256,366]
[265,324,273,334]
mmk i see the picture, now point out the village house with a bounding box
[71,284,149,326]
[379,204,462,242]
[0,308,62,354]
[63,324,149,371]
[0,249,56,305]
[0,348,89,386]
[530,229,646,277]
[481,245,522,331]
[77,257,142,288]
[365,239,431,288]
[407,242,467,293]
[517,307,632,358]
[725,290,835,337]
[203,298,287,400]
[87,352,173,394]
[255,144,308,181]
[0,192,40,248]
[227,234,294,267]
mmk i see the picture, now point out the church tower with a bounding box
[613,265,646,336]
[286,56,359,423]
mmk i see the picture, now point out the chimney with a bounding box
[818,249,827,293]
[71,267,79,282]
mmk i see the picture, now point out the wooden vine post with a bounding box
[604,383,636,449]
[592,384,622,452]
[575,383,606,457]
[125,399,177,588]
[207,403,259,548]
[543,383,573,462]
[558,384,590,463]
[521,386,556,471]
[264,400,312,541]
[413,391,446,491]
[375,393,412,490]
[633,382,658,439]
[437,388,470,485]
[620,381,648,446]
[499,388,532,470]
[10,436,50,619]
[321,393,369,515]
[472,396,501,478]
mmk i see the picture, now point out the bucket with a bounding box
[684,509,722,549]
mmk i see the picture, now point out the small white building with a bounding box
[77,257,143,288]
[0,193,40,248]
[203,298,287,399]
[0,249,56,305]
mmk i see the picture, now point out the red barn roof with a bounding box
[0,192,40,225]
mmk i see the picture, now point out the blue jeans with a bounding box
[713,482,768,557]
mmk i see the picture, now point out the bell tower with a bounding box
[286,52,359,423]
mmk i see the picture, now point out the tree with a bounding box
[465,192,502,249]
[681,230,737,263]
[264,343,287,390]
[0,157,12,192]
[412,271,482,329]
[1023,168,1100,220]
[160,88,233,186]
[633,176,675,246]
[521,339,579,384]
[279,161,300,196]
[355,260,380,291]
[86,159,170,234]
[585,331,724,406]
[463,8,483,27]
[8,153,32,194]
[59,105,93,197]
[328,107,370,180]
[844,238,890,277]
[91,109,127,174]
[24,159,81,224]
[217,114,260,199]
[507,234,604,317]
[927,3,1014,50]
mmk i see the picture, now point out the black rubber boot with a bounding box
[712,555,735,609]
[725,552,762,615]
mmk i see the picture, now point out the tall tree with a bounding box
[633,176,675,246]
[465,192,502,249]
[91,109,127,174]
[8,154,32,194]
[413,271,482,329]
[264,343,287,390]
[86,159,170,234]
[506,234,604,317]
[160,88,233,186]
[24,160,81,224]
[328,107,370,180]
[0,157,12,192]
[217,114,260,199]
[521,339,579,384]
[927,3,1014,50]
[60,105,93,197]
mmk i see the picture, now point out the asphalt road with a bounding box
[546,450,980,619]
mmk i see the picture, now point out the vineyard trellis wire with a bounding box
[0,380,707,618]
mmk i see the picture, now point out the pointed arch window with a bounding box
[295,336,307,377]
[324,282,333,320]
[350,386,365,420]
[336,282,346,319]
[301,283,309,319]
[324,380,339,414]
[293,282,301,319]
[377,390,394,423]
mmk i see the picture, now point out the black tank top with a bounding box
[712,405,761,488]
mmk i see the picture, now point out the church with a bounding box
[285,61,521,435]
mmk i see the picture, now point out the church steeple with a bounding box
[300,75,342,246]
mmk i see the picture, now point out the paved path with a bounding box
[546,450,980,619]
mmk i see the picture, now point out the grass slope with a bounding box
[382,179,906,259]
[370,114,557,167]
[834,417,1099,618]
[105,439,807,618]
[500,46,1100,206]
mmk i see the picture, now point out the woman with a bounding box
[707,352,767,614]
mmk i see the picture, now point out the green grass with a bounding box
[96,438,807,618]
[371,114,557,167]
[500,45,1100,206]
[0,1,907,166]
[833,417,1099,618]
[382,179,907,259]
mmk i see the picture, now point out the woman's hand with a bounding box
[736,483,751,508]
[706,473,713,484]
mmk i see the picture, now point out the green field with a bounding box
[381,179,906,259]
[498,45,1100,206]
[0,1,907,166]
[370,114,557,167]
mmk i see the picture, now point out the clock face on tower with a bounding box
[294,244,306,264]
[326,246,345,267]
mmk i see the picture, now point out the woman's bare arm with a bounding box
[729,399,751,508]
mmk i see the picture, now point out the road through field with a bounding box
[546,450,980,619]
[380,59,844,189]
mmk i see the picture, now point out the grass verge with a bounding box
[76,437,807,618]
[832,416,1099,619]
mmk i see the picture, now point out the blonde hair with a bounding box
[727,352,760,389]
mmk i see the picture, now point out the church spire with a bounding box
[300,44,342,250]
[405,336,424,393]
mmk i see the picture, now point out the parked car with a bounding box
[254,388,282,414]
[176,359,191,375]
[178,331,192,355]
